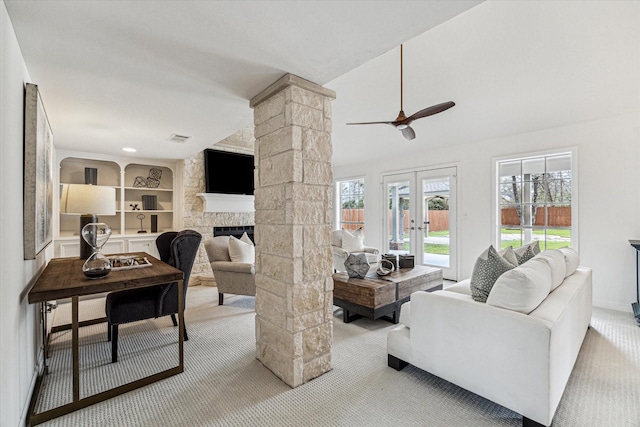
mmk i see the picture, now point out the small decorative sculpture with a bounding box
[133,176,147,188]
[376,258,396,276]
[344,253,370,279]
[137,213,147,233]
[146,168,162,188]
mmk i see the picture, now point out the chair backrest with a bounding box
[170,229,202,288]
[155,230,202,314]
[204,236,232,263]
[331,230,343,248]
[156,231,179,264]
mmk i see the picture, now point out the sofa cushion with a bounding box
[342,229,365,252]
[444,278,472,295]
[470,245,515,302]
[498,246,518,266]
[559,247,580,277]
[486,257,552,314]
[228,235,255,263]
[535,249,566,291]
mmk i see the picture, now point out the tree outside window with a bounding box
[497,153,573,250]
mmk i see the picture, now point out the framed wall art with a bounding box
[23,83,54,260]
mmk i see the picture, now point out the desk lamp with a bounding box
[60,184,116,259]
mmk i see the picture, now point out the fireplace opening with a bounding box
[213,225,254,243]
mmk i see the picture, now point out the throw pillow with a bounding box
[486,257,552,314]
[559,247,580,277]
[228,235,255,263]
[470,245,515,303]
[498,246,518,267]
[342,229,365,253]
[240,231,253,246]
[514,241,540,265]
[535,249,566,291]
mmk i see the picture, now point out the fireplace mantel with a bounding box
[196,193,255,213]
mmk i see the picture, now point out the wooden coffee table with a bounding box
[332,265,443,324]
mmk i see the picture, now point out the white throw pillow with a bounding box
[341,229,365,253]
[228,235,255,263]
[535,249,566,291]
[486,257,552,314]
[240,231,253,245]
[559,247,580,277]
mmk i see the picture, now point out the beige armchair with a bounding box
[331,229,379,272]
[204,236,256,305]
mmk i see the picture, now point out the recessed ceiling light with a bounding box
[122,147,137,152]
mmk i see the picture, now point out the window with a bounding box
[496,152,574,251]
[336,178,365,232]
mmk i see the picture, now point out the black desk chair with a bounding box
[105,229,202,363]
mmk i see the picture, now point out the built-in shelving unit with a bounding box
[55,152,180,258]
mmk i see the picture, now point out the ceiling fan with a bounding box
[347,44,455,141]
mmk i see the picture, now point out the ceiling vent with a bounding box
[169,134,191,143]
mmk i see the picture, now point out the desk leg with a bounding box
[178,279,184,370]
[72,296,80,402]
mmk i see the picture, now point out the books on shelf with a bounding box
[142,195,157,210]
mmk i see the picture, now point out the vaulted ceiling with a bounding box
[5,1,639,167]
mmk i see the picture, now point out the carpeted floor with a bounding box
[35,285,640,426]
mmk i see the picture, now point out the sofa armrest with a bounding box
[210,261,255,274]
[363,246,379,256]
[332,246,349,259]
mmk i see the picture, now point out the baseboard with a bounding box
[20,348,45,426]
[592,298,633,313]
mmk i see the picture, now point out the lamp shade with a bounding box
[61,184,116,215]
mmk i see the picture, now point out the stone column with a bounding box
[249,74,335,387]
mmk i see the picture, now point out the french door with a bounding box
[383,167,457,280]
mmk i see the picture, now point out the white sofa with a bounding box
[387,247,592,427]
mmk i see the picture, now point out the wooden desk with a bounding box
[27,253,184,426]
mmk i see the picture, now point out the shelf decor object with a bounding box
[142,195,158,210]
[81,223,112,279]
[84,168,97,185]
[137,213,147,233]
[60,184,116,259]
[23,83,54,260]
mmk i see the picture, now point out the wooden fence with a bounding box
[501,206,571,227]
[342,206,571,233]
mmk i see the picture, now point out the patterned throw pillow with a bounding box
[498,246,518,267]
[470,245,516,303]
[514,241,540,265]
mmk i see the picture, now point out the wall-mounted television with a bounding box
[204,149,254,195]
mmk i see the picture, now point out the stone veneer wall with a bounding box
[250,74,335,387]
[182,130,255,284]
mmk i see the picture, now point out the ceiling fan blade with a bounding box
[346,121,394,125]
[401,126,415,141]
[407,101,455,122]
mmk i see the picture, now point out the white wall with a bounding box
[0,2,52,425]
[334,113,640,312]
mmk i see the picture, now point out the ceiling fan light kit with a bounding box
[347,44,455,141]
